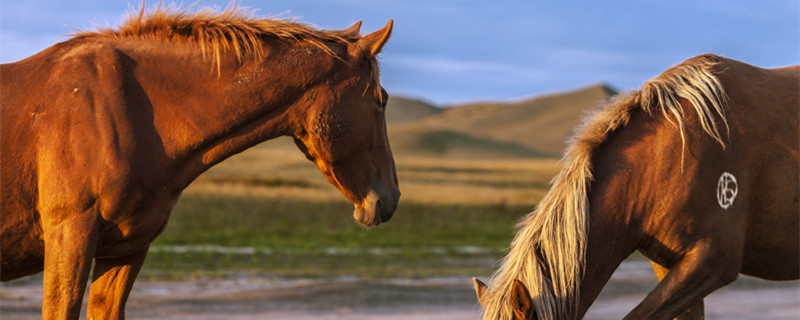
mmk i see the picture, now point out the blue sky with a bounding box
[2,1,798,105]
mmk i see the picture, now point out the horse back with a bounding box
[638,56,800,278]
[714,58,799,278]
[595,56,799,280]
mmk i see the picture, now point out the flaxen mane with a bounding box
[481,55,729,320]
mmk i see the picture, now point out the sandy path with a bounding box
[2,262,798,319]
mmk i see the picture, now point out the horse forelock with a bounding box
[71,3,362,72]
[365,57,384,104]
[481,55,728,320]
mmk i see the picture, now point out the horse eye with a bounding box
[378,88,389,110]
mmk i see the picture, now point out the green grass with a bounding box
[143,251,504,280]
[143,196,528,279]
[158,196,526,248]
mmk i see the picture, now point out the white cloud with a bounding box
[385,54,548,81]
[541,47,646,68]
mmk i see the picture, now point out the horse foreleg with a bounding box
[650,260,706,320]
[42,210,101,320]
[87,246,149,320]
[624,244,740,320]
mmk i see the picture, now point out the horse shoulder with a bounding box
[0,39,134,278]
[23,40,148,221]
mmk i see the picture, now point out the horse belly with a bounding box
[741,245,800,280]
[741,213,800,280]
[740,178,800,280]
[0,205,45,281]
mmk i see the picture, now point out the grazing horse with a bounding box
[474,54,799,320]
[0,5,400,320]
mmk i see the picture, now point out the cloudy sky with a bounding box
[2,1,797,105]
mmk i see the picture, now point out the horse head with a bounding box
[474,278,537,320]
[288,21,400,227]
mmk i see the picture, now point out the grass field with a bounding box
[142,137,561,279]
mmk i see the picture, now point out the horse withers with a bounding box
[1,5,399,320]
[475,55,799,320]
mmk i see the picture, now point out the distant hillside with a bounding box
[387,129,549,159]
[385,96,441,123]
[387,84,616,158]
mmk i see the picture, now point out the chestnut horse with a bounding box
[0,6,400,320]
[474,54,799,320]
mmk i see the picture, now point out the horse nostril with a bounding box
[375,198,390,223]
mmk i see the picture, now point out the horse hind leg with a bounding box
[624,243,741,320]
[650,260,706,320]
[88,246,149,320]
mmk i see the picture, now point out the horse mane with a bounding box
[72,3,360,73]
[481,54,729,320]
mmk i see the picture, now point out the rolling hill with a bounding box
[386,83,617,158]
[385,96,441,123]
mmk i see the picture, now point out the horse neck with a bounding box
[122,40,312,190]
[573,197,638,319]
[573,111,674,318]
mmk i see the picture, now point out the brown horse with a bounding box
[474,54,799,320]
[0,5,400,320]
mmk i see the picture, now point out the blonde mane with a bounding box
[72,3,359,73]
[481,55,729,320]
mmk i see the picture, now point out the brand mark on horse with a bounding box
[717,172,738,209]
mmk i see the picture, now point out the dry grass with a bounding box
[395,156,558,206]
[187,137,559,207]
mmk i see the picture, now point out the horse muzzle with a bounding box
[353,189,399,227]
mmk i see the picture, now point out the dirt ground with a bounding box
[2,261,798,320]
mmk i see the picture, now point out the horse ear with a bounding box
[352,20,393,59]
[511,279,534,317]
[339,20,362,37]
[473,277,489,306]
